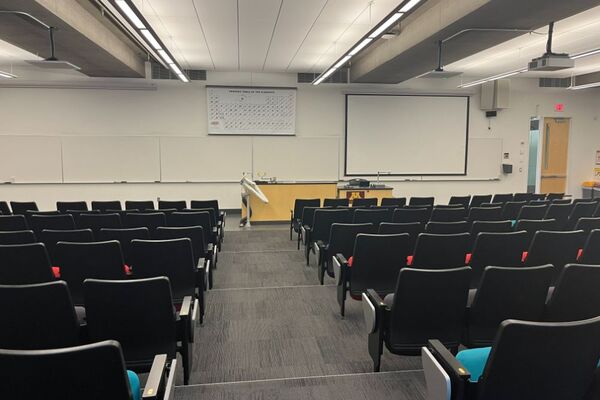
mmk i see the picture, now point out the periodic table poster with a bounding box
[207,86,296,135]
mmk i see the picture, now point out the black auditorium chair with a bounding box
[530,193,547,201]
[315,223,375,285]
[363,266,471,371]
[0,215,28,231]
[449,195,471,209]
[352,208,392,225]
[323,198,349,207]
[125,200,155,211]
[304,208,352,265]
[544,264,600,322]
[575,217,600,235]
[68,209,100,225]
[0,201,11,215]
[430,207,466,222]
[97,228,150,267]
[514,218,556,249]
[333,233,412,317]
[9,201,38,215]
[352,198,377,207]
[465,265,553,347]
[158,200,187,211]
[469,220,512,239]
[298,206,318,249]
[0,230,36,245]
[423,317,600,400]
[190,200,225,226]
[544,203,574,229]
[512,193,532,202]
[378,222,423,251]
[84,277,193,385]
[91,200,122,212]
[54,241,127,306]
[290,198,320,241]
[0,243,54,284]
[184,208,222,249]
[0,340,175,400]
[411,233,471,269]
[425,221,469,234]
[78,213,122,233]
[124,212,166,235]
[529,199,551,206]
[0,281,80,350]
[392,207,430,224]
[469,195,492,208]
[409,197,434,207]
[579,230,600,265]
[467,207,502,224]
[501,201,526,220]
[381,197,406,208]
[546,192,565,200]
[479,202,504,208]
[524,230,586,282]
[565,201,597,230]
[491,193,513,204]
[39,229,94,266]
[468,231,529,288]
[168,212,218,260]
[57,201,88,213]
[30,214,76,233]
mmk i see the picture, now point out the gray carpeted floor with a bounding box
[173,227,426,399]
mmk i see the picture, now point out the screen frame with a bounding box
[344,93,470,177]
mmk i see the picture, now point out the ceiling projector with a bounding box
[528,53,574,71]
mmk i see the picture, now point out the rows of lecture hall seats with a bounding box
[2,193,600,399]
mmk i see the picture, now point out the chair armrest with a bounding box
[142,354,167,399]
[332,253,348,285]
[363,289,389,334]
[365,288,385,308]
[179,296,192,319]
[427,339,471,380]
[207,243,214,253]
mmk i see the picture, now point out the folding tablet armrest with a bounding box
[178,296,196,343]
[314,240,326,259]
[362,289,388,334]
[425,339,470,400]
[142,354,168,399]
[179,296,192,319]
[332,253,348,285]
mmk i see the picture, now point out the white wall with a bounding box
[0,72,599,210]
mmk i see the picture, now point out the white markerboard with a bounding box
[253,137,339,181]
[160,136,252,182]
[62,136,160,183]
[0,136,63,183]
[207,86,296,135]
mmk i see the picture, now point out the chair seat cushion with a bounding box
[456,347,491,383]
[127,370,141,400]
[383,294,394,308]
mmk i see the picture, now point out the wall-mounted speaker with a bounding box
[480,79,511,111]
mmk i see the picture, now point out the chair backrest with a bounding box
[580,229,600,264]
[352,198,378,207]
[190,199,220,216]
[448,195,471,208]
[0,215,28,231]
[512,193,532,202]
[130,238,195,303]
[84,277,177,366]
[411,233,471,269]
[575,217,600,235]
[155,226,206,263]
[0,243,53,284]
[392,208,430,224]
[546,192,565,200]
[300,206,319,229]
[30,214,76,233]
[467,265,553,347]
[349,234,412,296]
[323,198,349,208]
[77,213,122,233]
[0,230,36,245]
[469,231,529,287]
[529,199,551,206]
[310,209,353,243]
[409,196,434,206]
[480,202,504,208]
[501,201,526,220]
[470,220,512,238]
[0,340,135,400]
[125,200,155,211]
[39,229,94,264]
[0,281,79,349]
[97,227,150,266]
[477,317,600,400]
[0,201,10,215]
[56,201,88,213]
[544,264,600,322]
[184,207,217,226]
[544,203,574,229]
[378,222,422,251]
[352,208,392,225]
[325,223,375,259]
[292,198,321,220]
[387,267,471,353]
[167,212,212,249]
[530,193,547,201]
[467,207,502,223]
[430,207,466,222]
[425,221,469,234]
[470,195,492,208]
[55,241,126,305]
[9,201,38,215]
[516,204,547,220]
[491,193,514,204]
[158,200,187,211]
[124,212,166,234]
[525,230,586,281]
[514,218,556,248]
[91,200,122,212]
[381,197,406,207]
[566,201,597,229]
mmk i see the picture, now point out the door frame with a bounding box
[539,116,571,194]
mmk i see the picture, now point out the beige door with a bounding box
[540,117,570,194]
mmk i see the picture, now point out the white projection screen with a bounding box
[345,94,469,176]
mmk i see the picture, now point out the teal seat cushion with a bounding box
[457,347,492,383]
[127,370,141,400]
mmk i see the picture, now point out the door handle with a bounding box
[544,123,550,169]
[541,175,566,179]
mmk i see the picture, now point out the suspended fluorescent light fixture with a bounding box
[570,48,600,60]
[312,0,424,85]
[115,0,145,29]
[0,71,17,79]
[569,81,600,90]
[157,49,173,64]
[458,68,527,88]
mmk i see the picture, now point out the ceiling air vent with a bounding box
[538,77,571,88]
[151,63,206,81]
[297,68,348,84]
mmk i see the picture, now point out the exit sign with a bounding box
[555,103,565,112]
